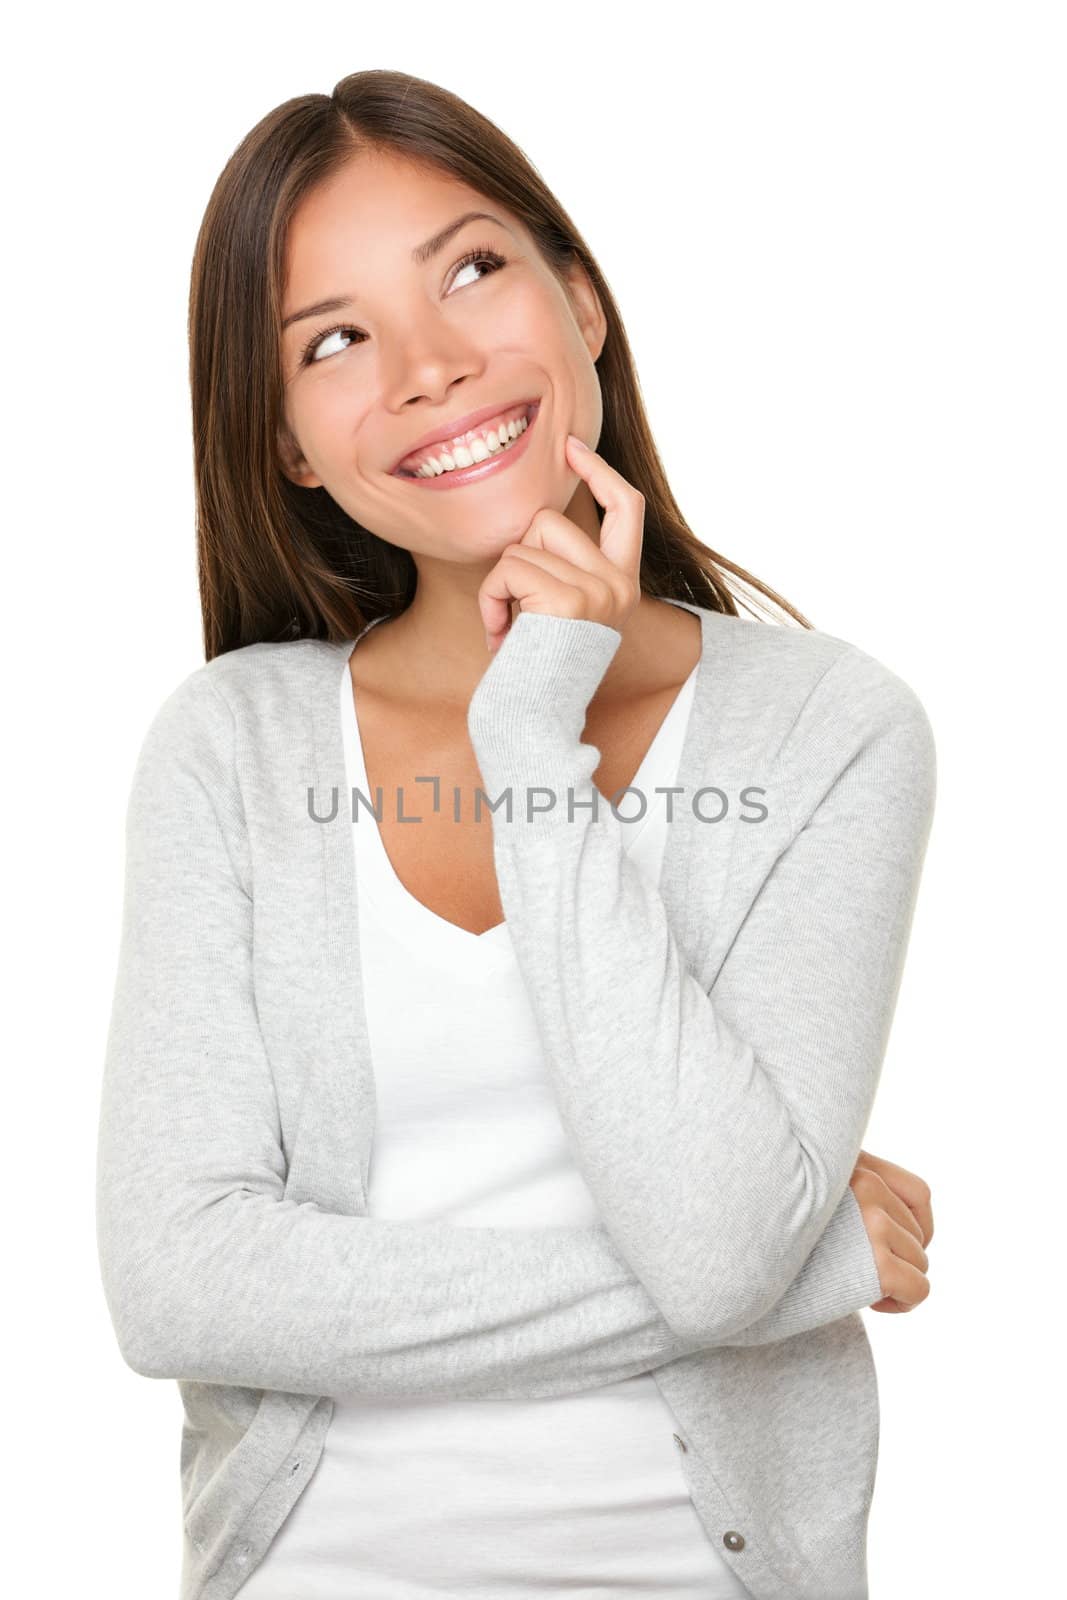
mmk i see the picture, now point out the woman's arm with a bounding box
[467,611,937,1346]
[95,672,882,1403]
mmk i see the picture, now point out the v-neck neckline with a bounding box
[339,661,513,967]
[309,597,727,1206]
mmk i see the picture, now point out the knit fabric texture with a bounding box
[96,597,936,1600]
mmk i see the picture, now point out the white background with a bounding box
[5,2,1063,1595]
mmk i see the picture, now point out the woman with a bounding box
[96,70,936,1600]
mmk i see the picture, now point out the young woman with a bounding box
[96,70,936,1600]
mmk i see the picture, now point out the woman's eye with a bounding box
[299,248,506,367]
[449,250,505,293]
[301,325,363,366]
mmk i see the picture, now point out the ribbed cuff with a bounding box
[784,1185,884,1333]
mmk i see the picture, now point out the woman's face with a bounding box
[277,150,608,561]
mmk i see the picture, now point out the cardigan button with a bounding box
[723,1530,746,1552]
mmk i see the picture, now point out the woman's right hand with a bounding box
[850,1149,934,1313]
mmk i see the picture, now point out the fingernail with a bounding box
[568,433,588,450]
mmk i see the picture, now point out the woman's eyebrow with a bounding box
[281,210,512,332]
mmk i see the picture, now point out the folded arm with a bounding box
[96,667,884,1402]
[467,612,937,1346]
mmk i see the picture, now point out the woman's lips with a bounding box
[392,401,540,491]
[394,400,534,476]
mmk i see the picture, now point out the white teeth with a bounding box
[411,412,529,478]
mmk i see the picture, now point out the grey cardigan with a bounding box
[95,597,937,1600]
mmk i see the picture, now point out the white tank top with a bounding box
[237,657,752,1599]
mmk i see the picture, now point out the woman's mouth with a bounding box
[391,401,540,490]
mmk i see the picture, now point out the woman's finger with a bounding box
[864,1205,930,1314]
[884,1210,930,1275]
[852,1164,925,1250]
[564,434,645,587]
[876,1253,932,1314]
[516,506,636,614]
[874,1172,927,1250]
[478,551,606,654]
[477,500,639,650]
[855,1149,935,1246]
[498,539,621,612]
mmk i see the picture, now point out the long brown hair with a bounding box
[189,69,813,661]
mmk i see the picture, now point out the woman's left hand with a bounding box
[478,434,645,655]
[851,1148,935,1314]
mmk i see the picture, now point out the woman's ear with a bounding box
[563,260,608,364]
[277,422,323,489]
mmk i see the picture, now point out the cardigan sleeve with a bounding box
[95,669,881,1403]
[467,611,936,1346]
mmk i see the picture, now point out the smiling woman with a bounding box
[97,65,938,1600]
[185,71,814,658]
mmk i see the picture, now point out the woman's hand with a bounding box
[478,434,644,654]
[851,1149,934,1313]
